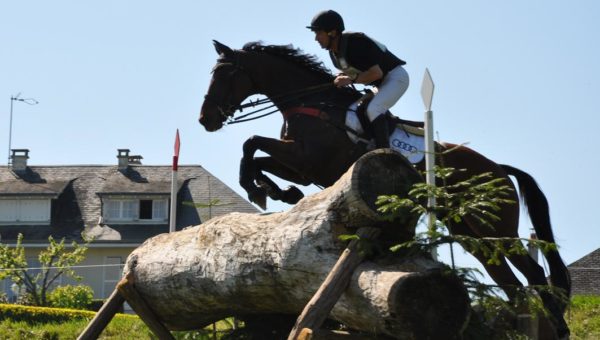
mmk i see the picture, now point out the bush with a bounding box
[88,299,105,311]
[48,285,94,310]
[0,303,96,323]
[0,303,149,339]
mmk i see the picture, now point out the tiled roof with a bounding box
[568,248,600,295]
[0,167,70,197]
[0,164,258,244]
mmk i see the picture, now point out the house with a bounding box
[0,148,258,301]
[568,248,600,296]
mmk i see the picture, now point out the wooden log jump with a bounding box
[79,150,470,339]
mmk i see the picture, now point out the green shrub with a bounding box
[0,303,96,323]
[48,285,94,310]
[0,306,150,339]
[88,298,106,311]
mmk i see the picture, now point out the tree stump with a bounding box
[123,149,470,339]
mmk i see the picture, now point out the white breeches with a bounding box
[366,65,409,122]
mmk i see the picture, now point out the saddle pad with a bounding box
[345,103,425,164]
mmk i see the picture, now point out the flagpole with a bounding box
[170,129,181,233]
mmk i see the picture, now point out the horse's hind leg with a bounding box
[449,220,565,337]
[503,244,570,338]
[448,220,525,299]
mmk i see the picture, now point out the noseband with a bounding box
[203,59,249,121]
[203,92,239,121]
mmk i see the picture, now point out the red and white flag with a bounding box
[173,129,181,170]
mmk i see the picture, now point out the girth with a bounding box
[282,107,324,121]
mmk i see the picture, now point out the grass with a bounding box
[0,318,152,340]
[0,309,236,340]
[567,295,600,340]
[0,296,598,339]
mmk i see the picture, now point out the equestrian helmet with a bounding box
[306,10,345,33]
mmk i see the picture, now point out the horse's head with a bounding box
[199,40,257,131]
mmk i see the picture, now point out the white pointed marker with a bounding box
[421,68,436,232]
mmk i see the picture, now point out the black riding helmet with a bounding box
[306,10,344,33]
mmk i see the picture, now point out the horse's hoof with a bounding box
[257,179,282,200]
[281,186,304,204]
[248,187,267,210]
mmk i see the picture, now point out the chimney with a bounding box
[128,155,143,165]
[11,149,30,172]
[117,149,143,170]
[117,149,130,170]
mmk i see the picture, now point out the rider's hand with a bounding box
[334,75,353,88]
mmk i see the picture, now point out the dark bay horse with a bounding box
[199,41,570,338]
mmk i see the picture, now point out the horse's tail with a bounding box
[501,164,571,300]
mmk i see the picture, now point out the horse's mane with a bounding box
[242,42,334,82]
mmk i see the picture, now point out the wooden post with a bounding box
[117,272,175,340]
[299,328,395,340]
[287,227,380,340]
[517,313,539,340]
[77,288,125,340]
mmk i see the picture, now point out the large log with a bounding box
[124,149,470,339]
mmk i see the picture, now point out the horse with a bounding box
[199,40,571,338]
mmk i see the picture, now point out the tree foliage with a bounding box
[0,234,89,306]
[374,166,562,338]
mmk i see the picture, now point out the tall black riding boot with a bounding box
[371,115,390,149]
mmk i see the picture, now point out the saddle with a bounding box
[355,91,424,140]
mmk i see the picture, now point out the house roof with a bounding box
[0,164,258,244]
[0,167,70,198]
[569,248,600,268]
[568,248,600,295]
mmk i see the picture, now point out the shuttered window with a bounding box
[0,199,50,223]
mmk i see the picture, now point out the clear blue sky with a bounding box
[2,1,599,281]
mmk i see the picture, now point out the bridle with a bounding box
[203,60,250,121]
[203,54,336,125]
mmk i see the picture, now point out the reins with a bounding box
[225,83,334,125]
[226,82,373,143]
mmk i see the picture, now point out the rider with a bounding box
[307,9,409,148]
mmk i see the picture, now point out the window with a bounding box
[103,198,168,223]
[0,199,50,224]
[103,256,123,298]
[104,200,138,221]
[139,200,152,219]
[152,200,167,220]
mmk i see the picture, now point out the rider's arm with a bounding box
[352,64,383,84]
[334,64,383,87]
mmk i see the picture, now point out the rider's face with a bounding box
[314,30,331,50]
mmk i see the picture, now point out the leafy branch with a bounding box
[0,233,90,306]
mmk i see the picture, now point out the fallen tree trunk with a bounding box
[124,149,470,339]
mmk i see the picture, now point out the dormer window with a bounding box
[0,198,51,225]
[102,197,168,223]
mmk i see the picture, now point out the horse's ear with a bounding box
[213,40,233,57]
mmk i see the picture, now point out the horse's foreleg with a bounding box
[240,136,308,208]
[255,157,311,185]
[254,157,309,204]
[240,138,269,209]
